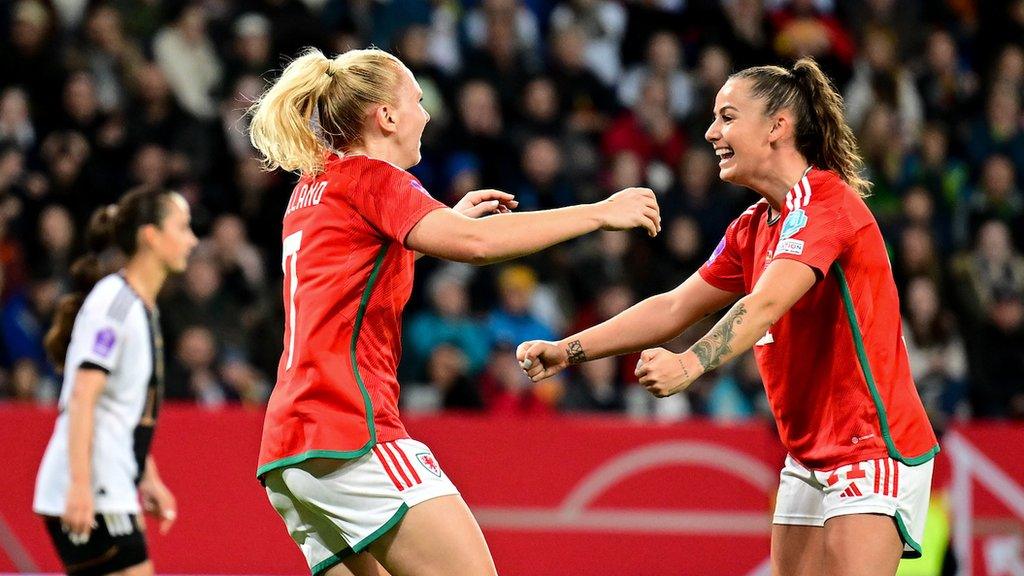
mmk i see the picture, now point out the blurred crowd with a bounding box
[1,0,1023,427]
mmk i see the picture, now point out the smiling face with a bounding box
[704,77,778,187]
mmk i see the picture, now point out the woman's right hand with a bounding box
[62,482,95,544]
[596,187,661,237]
[517,340,570,382]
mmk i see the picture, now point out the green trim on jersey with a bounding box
[256,244,391,479]
[350,243,390,450]
[256,448,373,478]
[895,511,923,558]
[833,263,940,466]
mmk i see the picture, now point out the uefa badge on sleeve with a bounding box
[93,328,117,358]
[780,209,808,240]
[410,180,432,198]
[707,236,727,264]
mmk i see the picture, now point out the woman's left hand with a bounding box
[454,189,518,218]
[635,348,699,398]
[139,478,178,535]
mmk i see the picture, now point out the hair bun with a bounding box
[790,62,810,86]
[85,204,118,253]
[790,59,821,93]
[102,204,119,223]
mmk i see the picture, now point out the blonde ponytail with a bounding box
[248,47,405,176]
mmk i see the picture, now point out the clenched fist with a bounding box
[635,347,699,398]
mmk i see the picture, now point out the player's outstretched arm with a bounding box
[415,189,519,260]
[406,187,661,265]
[517,272,740,381]
[637,258,817,398]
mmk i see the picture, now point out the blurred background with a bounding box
[1,0,1023,574]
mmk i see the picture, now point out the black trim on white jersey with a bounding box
[78,361,111,374]
[131,306,164,483]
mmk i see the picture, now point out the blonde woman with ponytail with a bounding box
[518,57,937,576]
[248,47,660,576]
[34,187,197,576]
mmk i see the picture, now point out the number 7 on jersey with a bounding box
[282,231,303,370]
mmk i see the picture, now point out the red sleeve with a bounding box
[772,183,866,277]
[699,217,746,294]
[347,160,446,247]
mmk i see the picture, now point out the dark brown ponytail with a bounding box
[45,205,119,368]
[732,57,872,197]
[44,187,177,369]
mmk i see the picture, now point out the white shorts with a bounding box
[264,438,460,575]
[772,454,934,558]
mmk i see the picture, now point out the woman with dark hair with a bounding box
[519,58,938,575]
[34,187,197,576]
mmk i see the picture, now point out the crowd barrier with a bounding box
[2,404,1022,575]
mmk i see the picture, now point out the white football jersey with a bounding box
[34,274,164,515]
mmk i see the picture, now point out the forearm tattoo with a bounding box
[566,340,587,364]
[691,303,748,372]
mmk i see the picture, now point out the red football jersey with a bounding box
[699,168,938,470]
[257,155,446,477]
